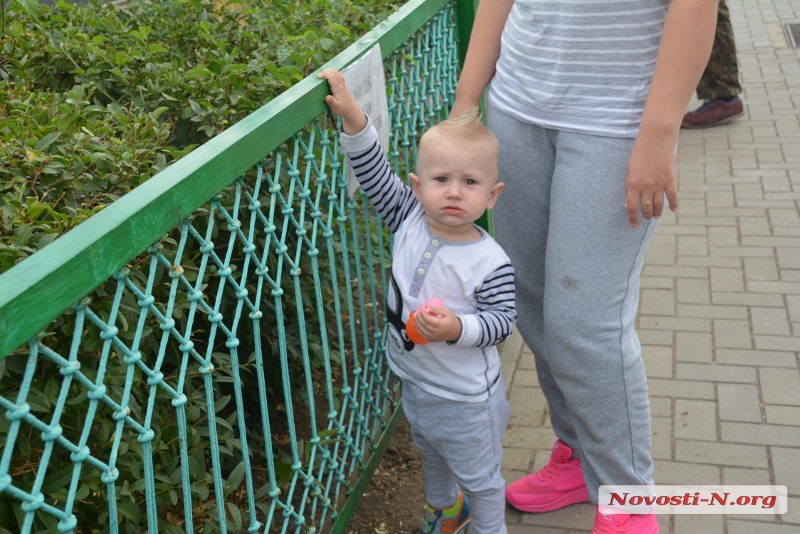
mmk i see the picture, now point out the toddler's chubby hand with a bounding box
[317,69,367,135]
[412,305,462,343]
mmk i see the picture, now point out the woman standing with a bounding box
[450,1,719,532]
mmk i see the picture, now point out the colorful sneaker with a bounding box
[420,492,471,534]
[592,506,659,534]
[681,97,744,128]
[505,439,589,512]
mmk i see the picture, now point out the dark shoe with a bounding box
[681,97,744,128]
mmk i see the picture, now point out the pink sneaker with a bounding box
[505,440,589,512]
[593,507,659,534]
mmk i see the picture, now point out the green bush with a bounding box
[0,0,404,531]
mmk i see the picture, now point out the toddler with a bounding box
[319,68,517,534]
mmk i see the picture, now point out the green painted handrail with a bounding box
[0,0,451,359]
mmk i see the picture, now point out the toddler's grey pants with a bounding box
[487,104,657,502]
[402,379,510,534]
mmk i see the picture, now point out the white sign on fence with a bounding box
[342,45,389,197]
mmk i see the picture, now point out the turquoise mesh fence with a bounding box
[0,1,462,532]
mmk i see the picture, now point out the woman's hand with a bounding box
[625,130,678,228]
[317,69,367,135]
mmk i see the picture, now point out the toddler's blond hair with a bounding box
[418,107,500,178]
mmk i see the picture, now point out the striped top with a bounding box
[339,120,517,401]
[489,0,670,138]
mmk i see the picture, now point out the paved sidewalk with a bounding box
[499,1,800,532]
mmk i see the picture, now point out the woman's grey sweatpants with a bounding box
[402,379,510,534]
[487,104,657,502]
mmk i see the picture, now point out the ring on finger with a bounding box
[645,201,651,206]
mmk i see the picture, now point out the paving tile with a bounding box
[708,226,739,247]
[714,319,753,349]
[678,256,742,268]
[716,349,798,368]
[751,307,791,335]
[637,329,675,346]
[676,304,748,320]
[645,243,677,266]
[675,332,712,363]
[769,208,800,227]
[675,399,717,441]
[518,351,536,370]
[647,379,715,400]
[739,216,772,236]
[641,276,675,290]
[677,278,710,304]
[718,383,762,423]
[651,415,672,460]
[712,291,786,306]
[674,440,767,469]
[759,367,800,406]
[649,396,671,418]
[710,268,745,292]
[784,497,800,525]
[519,502,595,530]
[652,459,720,484]
[744,257,780,281]
[502,446,533,472]
[642,345,673,378]
[512,369,541,388]
[722,466,772,485]
[508,386,547,427]
[764,405,800,426]
[678,235,709,256]
[728,520,799,534]
[640,289,675,316]
[503,426,558,450]
[721,422,800,447]
[639,316,711,333]
[676,363,756,383]
[755,334,800,352]
[673,515,724,534]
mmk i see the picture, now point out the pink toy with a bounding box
[406,298,444,345]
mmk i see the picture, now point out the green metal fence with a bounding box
[0,0,475,532]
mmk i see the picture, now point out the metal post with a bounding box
[455,0,493,234]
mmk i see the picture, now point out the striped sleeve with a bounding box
[456,263,517,348]
[339,122,417,233]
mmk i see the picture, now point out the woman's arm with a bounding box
[449,0,515,117]
[625,0,719,228]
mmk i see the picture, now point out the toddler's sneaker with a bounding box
[592,506,659,533]
[505,439,589,512]
[420,492,471,534]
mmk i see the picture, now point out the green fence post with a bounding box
[454,0,477,69]
[454,0,493,234]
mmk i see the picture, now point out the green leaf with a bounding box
[37,233,58,250]
[152,107,170,119]
[34,132,62,152]
[58,112,82,133]
[149,43,168,54]
[15,0,40,17]
[224,461,245,498]
[226,502,242,532]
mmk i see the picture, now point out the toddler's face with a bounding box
[411,134,503,237]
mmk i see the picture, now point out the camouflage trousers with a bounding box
[697,0,742,100]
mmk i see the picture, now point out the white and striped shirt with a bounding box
[340,121,517,402]
[489,0,670,138]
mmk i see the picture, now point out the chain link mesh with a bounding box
[0,4,457,533]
